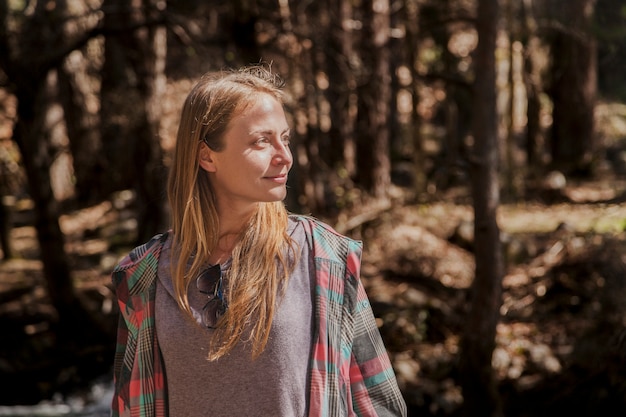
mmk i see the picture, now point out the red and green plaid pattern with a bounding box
[300,216,406,416]
[112,233,169,417]
[111,216,406,416]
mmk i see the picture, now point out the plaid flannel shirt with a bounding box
[111,215,407,417]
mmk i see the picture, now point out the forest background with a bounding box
[1,0,626,416]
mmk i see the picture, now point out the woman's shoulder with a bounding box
[289,214,357,239]
[288,214,362,257]
[111,231,170,288]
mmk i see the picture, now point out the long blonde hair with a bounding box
[166,66,297,360]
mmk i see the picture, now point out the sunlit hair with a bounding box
[166,65,297,360]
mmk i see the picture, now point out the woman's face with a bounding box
[199,93,293,214]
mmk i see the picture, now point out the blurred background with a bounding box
[0,0,626,416]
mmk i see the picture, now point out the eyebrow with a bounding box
[249,128,291,136]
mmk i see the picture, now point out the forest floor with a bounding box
[1,178,626,417]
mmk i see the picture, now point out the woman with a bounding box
[111,65,407,417]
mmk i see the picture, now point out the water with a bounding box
[0,377,112,417]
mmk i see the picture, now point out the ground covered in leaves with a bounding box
[1,180,626,416]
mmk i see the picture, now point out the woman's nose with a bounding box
[273,142,293,166]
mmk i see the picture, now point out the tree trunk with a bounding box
[100,0,139,195]
[548,0,597,176]
[357,0,392,199]
[523,44,542,170]
[127,0,168,242]
[404,0,426,194]
[331,0,358,180]
[459,0,504,416]
[101,0,168,243]
[0,0,114,351]
[311,1,338,216]
[230,0,261,64]
[0,198,12,259]
[1,1,91,332]
[58,50,104,206]
[521,0,544,172]
[14,76,80,326]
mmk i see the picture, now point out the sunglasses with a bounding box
[196,263,228,329]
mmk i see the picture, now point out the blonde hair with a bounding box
[166,65,297,360]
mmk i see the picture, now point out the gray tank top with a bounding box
[155,219,314,417]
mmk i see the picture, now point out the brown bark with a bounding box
[230,0,261,64]
[334,0,358,180]
[0,0,90,330]
[521,0,544,171]
[548,0,597,176]
[523,44,542,169]
[459,0,504,416]
[128,0,168,242]
[0,197,12,259]
[100,0,140,195]
[356,0,392,199]
[58,51,104,205]
[404,0,426,194]
[100,0,168,243]
[15,76,80,316]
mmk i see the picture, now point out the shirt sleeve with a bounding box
[110,233,169,417]
[346,247,408,417]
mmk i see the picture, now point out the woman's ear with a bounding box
[199,144,217,173]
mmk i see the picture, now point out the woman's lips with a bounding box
[264,173,288,183]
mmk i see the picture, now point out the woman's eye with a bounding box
[281,136,291,145]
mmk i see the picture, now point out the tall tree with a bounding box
[230,0,262,64]
[459,0,504,416]
[521,0,544,172]
[0,0,105,336]
[292,3,327,214]
[329,0,358,181]
[547,0,597,176]
[325,0,355,179]
[100,0,168,243]
[100,0,140,196]
[0,134,22,260]
[357,0,392,199]
[403,0,427,194]
[128,0,168,242]
[595,0,626,101]
[57,35,104,205]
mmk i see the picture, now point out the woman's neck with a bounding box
[209,234,238,265]
[210,206,255,265]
